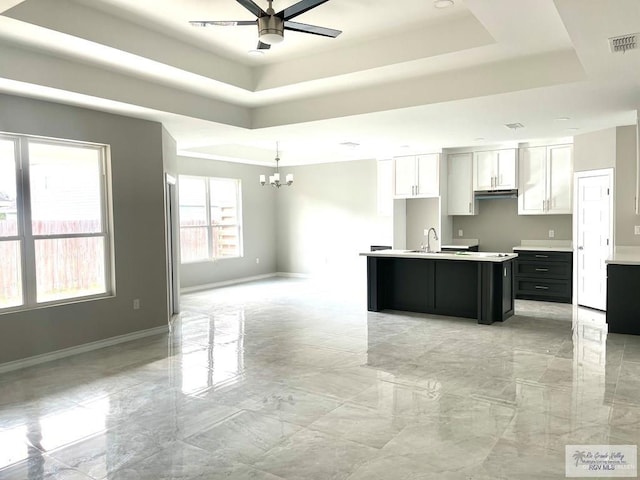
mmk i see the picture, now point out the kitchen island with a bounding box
[361,250,517,325]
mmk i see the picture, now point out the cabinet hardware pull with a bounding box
[535,268,549,272]
[535,286,549,290]
[535,254,549,258]
[468,202,472,213]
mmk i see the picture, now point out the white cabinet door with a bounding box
[518,146,547,214]
[495,149,517,189]
[474,151,494,190]
[394,156,415,197]
[547,145,573,214]
[447,153,475,215]
[416,154,439,197]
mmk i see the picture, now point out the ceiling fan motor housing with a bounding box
[258,15,284,44]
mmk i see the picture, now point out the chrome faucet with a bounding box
[426,227,439,253]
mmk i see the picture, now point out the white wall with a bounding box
[0,94,168,364]
[275,159,392,280]
[177,155,278,289]
[615,125,640,246]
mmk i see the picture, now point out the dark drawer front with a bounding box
[515,251,571,263]
[515,261,570,279]
[516,278,571,299]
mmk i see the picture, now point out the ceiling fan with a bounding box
[190,0,342,50]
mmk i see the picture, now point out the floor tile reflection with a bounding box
[0,277,636,479]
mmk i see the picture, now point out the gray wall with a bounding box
[452,199,572,252]
[573,125,640,247]
[177,156,277,288]
[275,159,392,279]
[573,128,616,172]
[0,94,168,364]
[406,198,442,251]
[615,125,640,245]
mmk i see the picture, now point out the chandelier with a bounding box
[259,142,293,188]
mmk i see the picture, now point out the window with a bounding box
[178,175,242,262]
[0,134,112,311]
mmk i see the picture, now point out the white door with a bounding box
[576,171,612,311]
[394,156,415,197]
[518,146,547,214]
[416,154,439,197]
[547,145,573,214]
[447,153,474,215]
[474,151,494,190]
[495,149,517,189]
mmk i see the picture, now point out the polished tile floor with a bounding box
[0,277,638,479]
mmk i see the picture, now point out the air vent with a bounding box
[504,123,524,130]
[609,33,638,53]
[339,142,360,148]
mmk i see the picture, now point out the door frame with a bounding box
[572,168,614,308]
[165,173,180,325]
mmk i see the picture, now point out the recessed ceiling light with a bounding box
[434,0,454,8]
[567,127,580,131]
[339,141,360,148]
[555,116,571,121]
[248,49,265,57]
[474,137,485,141]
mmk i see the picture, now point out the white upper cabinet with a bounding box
[447,152,476,216]
[394,153,439,198]
[473,149,517,190]
[518,144,573,215]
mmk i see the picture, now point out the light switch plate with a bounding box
[424,229,429,236]
[549,229,555,238]
[635,226,640,235]
[458,229,463,237]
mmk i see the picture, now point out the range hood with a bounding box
[474,189,518,200]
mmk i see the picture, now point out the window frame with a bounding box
[178,175,243,264]
[0,133,114,313]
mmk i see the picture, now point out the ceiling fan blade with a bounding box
[284,20,341,38]
[236,0,267,18]
[281,0,331,20]
[190,20,256,27]
[257,41,271,49]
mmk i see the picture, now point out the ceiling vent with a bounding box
[609,33,638,53]
[504,123,524,130]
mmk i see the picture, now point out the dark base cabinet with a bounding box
[367,256,514,324]
[607,264,640,335]
[514,250,572,304]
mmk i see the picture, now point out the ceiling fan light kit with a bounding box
[258,15,284,44]
[191,0,341,50]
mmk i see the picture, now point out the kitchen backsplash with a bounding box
[452,198,572,252]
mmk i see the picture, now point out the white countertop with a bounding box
[441,238,479,249]
[606,246,640,265]
[513,240,573,253]
[513,246,574,252]
[360,249,517,263]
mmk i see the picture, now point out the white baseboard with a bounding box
[0,325,168,374]
[180,273,278,294]
[276,272,311,279]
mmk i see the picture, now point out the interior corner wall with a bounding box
[275,159,392,280]
[177,156,277,289]
[0,93,168,364]
[615,125,640,245]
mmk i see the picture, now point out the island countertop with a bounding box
[360,249,518,263]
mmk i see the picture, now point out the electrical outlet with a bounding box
[256,257,260,264]
[424,228,429,236]
[133,299,140,310]
[635,226,640,235]
[549,229,555,238]
[458,229,463,237]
